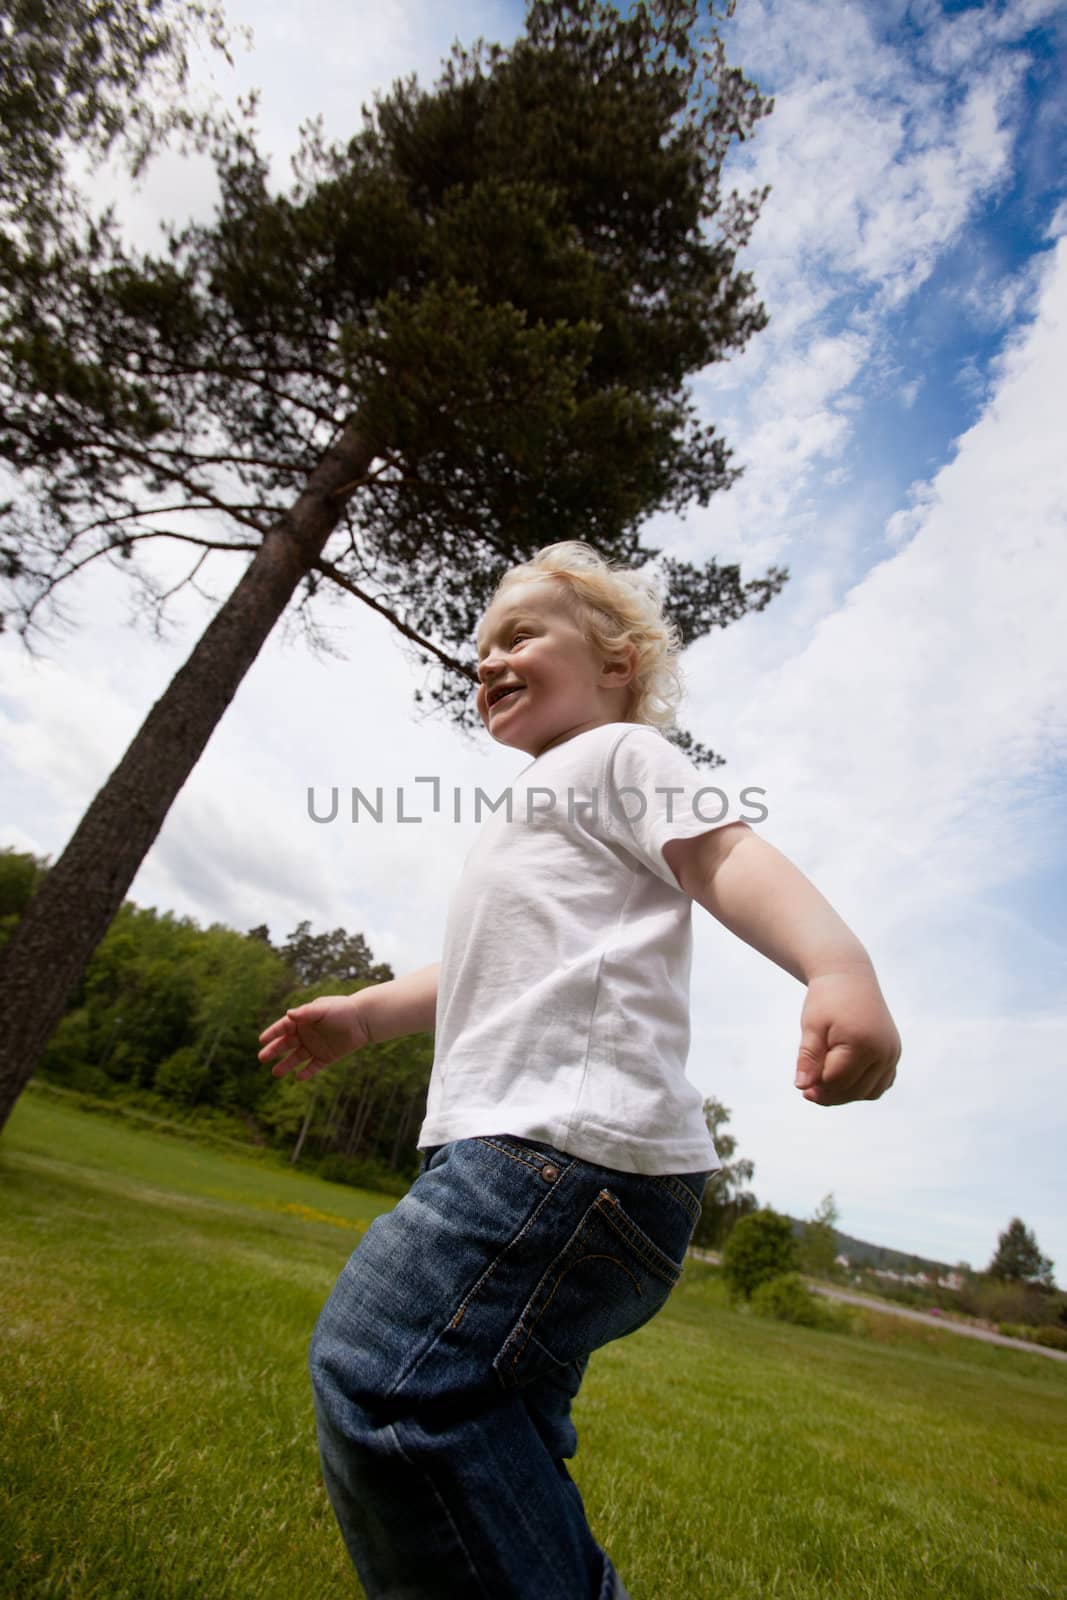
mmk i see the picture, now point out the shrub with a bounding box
[57,1058,116,1097]
[751,1272,852,1331]
[752,1272,826,1326]
[39,1008,98,1087]
[998,1321,1067,1352]
[721,1208,797,1300]
[154,1047,209,1105]
[314,1152,410,1198]
[970,1279,1050,1327]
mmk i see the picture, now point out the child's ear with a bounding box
[601,643,638,689]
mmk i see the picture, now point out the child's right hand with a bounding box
[257,995,372,1082]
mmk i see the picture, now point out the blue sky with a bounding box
[2,0,1065,1275]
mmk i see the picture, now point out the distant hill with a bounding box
[787,1217,954,1277]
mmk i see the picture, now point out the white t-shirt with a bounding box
[418,721,754,1175]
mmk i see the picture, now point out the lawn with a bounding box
[2,1093,1064,1599]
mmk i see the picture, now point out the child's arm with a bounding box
[257,962,440,1082]
[663,825,900,1106]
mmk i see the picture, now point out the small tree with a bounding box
[721,1207,796,1301]
[798,1191,839,1279]
[988,1219,1055,1290]
[751,1272,842,1331]
[279,922,393,988]
[691,1096,757,1249]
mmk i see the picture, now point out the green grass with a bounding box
[2,1097,1065,1599]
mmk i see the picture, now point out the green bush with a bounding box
[999,1321,1067,1352]
[24,1080,270,1156]
[52,1058,116,1098]
[314,1152,410,1198]
[154,1047,209,1105]
[39,1008,98,1086]
[722,1208,797,1300]
[971,1280,1051,1327]
[751,1272,847,1330]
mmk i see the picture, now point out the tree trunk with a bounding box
[335,1080,356,1148]
[291,1088,318,1167]
[369,1075,399,1161]
[0,423,374,1136]
[321,1075,347,1154]
[389,1085,419,1171]
[343,1063,371,1157]
[350,1070,379,1154]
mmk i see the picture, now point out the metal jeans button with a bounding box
[541,1163,559,1183]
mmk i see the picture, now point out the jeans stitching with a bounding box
[652,1173,703,1226]
[596,1192,682,1284]
[391,1165,574,1392]
[508,1249,643,1372]
[475,1136,547,1175]
[478,1137,706,1235]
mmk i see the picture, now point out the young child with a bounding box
[258,541,900,1600]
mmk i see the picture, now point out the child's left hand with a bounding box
[794,966,900,1105]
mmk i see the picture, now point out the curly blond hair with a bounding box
[489,541,683,728]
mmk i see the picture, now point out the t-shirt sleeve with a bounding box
[600,725,754,891]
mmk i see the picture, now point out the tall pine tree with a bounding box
[988,1218,1055,1289]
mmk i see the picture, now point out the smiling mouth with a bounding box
[488,684,525,710]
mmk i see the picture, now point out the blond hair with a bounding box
[489,541,683,728]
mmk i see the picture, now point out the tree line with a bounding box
[708,1191,1063,1344]
[690,1094,1063,1341]
[0,847,432,1185]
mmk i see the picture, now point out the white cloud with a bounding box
[918,0,1067,72]
[682,230,1067,1266]
[729,0,1023,309]
[670,0,1042,616]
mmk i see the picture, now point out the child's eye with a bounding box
[510,632,529,647]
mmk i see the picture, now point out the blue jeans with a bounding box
[309,1133,710,1599]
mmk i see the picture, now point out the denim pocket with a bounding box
[493,1184,690,1391]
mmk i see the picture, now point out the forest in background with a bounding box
[0,846,432,1191]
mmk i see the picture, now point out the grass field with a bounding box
[2,1093,1065,1599]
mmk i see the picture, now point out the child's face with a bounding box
[475,578,635,757]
